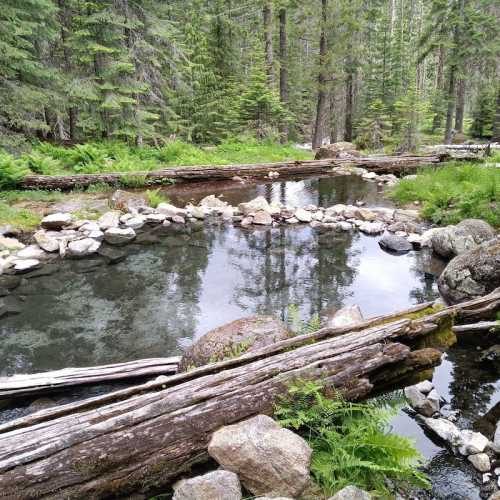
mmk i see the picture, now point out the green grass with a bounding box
[390,159,500,227]
[0,189,64,203]
[145,188,169,208]
[0,202,41,231]
[275,380,429,497]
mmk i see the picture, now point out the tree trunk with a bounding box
[431,44,445,133]
[493,85,500,142]
[312,0,328,149]
[455,78,465,134]
[279,8,288,142]
[1,290,498,499]
[263,1,274,85]
[344,54,354,142]
[444,65,456,144]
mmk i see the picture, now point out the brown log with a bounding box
[20,156,441,190]
[452,321,500,334]
[0,357,180,400]
[0,290,498,499]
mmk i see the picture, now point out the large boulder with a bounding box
[179,316,291,371]
[430,219,496,259]
[41,213,73,230]
[378,231,413,254]
[208,415,312,498]
[438,239,500,304]
[315,142,361,160]
[173,470,242,500]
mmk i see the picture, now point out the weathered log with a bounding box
[0,357,180,400]
[0,290,498,499]
[20,155,441,190]
[452,321,500,334]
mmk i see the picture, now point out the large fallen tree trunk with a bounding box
[0,290,498,499]
[20,155,441,190]
[0,357,180,400]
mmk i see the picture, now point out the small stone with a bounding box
[414,380,434,394]
[98,211,122,230]
[295,208,312,223]
[326,305,364,329]
[172,215,185,224]
[124,216,146,230]
[457,430,489,455]
[483,473,492,484]
[357,208,377,222]
[145,213,166,224]
[338,221,352,231]
[67,238,101,258]
[16,245,47,260]
[0,236,25,251]
[494,422,500,449]
[423,417,462,445]
[13,259,41,273]
[33,231,59,253]
[41,213,73,230]
[173,470,242,500]
[427,389,441,412]
[378,231,413,253]
[405,386,439,417]
[189,206,206,220]
[199,195,228,210]
[253,211,273,225]
[359,221,385,235]
[103,227,136,246]
[241,216,253,227]
[120,213,133,223]
[328,485,372,499]
[238,196,272,216]
[468,453,491,472]
[79,221,101,232]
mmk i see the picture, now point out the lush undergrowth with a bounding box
[0,203,41,231]
[390,159,500,227]
[0,140,312,188]
[275,380,429,497]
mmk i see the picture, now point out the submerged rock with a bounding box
[328,485,372,500]
[431,219,496,259]
[438,239,500,304]
[178,315,291,371]
[378,231,413,254]
[173,470,242,500]
[208,415,312,498]
[325,304,364,329]
[480,345,500,363]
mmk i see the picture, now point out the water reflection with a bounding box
[0,224,438,375]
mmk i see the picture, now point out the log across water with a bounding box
[0,290,499,499]
[21,155,441,190]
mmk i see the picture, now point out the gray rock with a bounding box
[12,259,41,273]
[494,422,500,449]
[393,209,420,223]
[414,380,434,394]
[98,211,122,230]
[103,227,136,245]
[109,190,147,213]
[34,230,59,252]
[179,316,291,371]
[41,213,73,230]
[438,239,500,304]
[295,208,312,223]
[0,236,25,251]
[16,245,47,260]
[208,415,312,498]
[172,215,185,224]
[67,238,101,258]
[189,206,206,220]
[314,142,360,160]
[78,221,101,232]
[144,213,166,224]
[404,386,439,417]
[326,304,364,329]
[255,498,294,500]
[359,221,385,235]
[328,485,372,499]
[173,470,242,500]
[378,231,413,253]
[457,430,489,455]
[427,389,441,412]
[253,210,273,225]
[431,219,496,259]
[199,194,228,210]
[124,216,146,230]
[238,196,272,216]
[423,417,462,445]
[468,453,491,472]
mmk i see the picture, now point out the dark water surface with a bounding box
[0,175,498,499]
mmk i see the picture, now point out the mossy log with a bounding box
[20,155,441,190]
[0,290,498,499]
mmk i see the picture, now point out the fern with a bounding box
[275,380,429,497]
[286,305,321,336]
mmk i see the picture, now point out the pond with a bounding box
[0,174,497,499]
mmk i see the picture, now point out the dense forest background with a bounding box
[1,0,499,155]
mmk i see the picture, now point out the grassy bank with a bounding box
[0,140,312,188]
[390,160,500,227]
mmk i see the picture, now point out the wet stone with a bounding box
[97,246,128,265]
[0,296,23,318]
[73,259,104,274]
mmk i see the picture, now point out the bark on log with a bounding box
[0,357,180,400]
[0,290,498,499]
[452,321,500,334]
[20,156,441,190]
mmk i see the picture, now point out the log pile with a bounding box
[0,290,498,499]
[20,155,441,190]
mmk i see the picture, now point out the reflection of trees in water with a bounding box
[228,225,360,322]
[407,249,443,304]
[0,225,217,373]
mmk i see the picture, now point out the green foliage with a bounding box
[390,163,500,227]
[145,189,168,208]
[286,305,322,336]
[275,380,429,497]
[470,85,497,138]
[0,202,41,230]
[0,151,31,188]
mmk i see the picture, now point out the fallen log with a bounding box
[0,357,180,400]
[20,155,441,190]
[0,290,498,499]
[452,321,500,334]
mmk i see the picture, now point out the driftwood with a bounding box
[452,321,500,334]
[0,357,180,400]
[0,290,499,499]
[20,155,441,190]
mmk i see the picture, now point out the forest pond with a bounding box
[0,175,498,499]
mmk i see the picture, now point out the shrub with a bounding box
[145,188,168,208]
[21,151,62,175]
[0,151,31,188]
[275,380,429,497]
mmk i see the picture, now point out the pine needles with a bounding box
[275,380,430,497]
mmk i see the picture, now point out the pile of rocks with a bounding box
[405,380,500,496]
[173,414,372,500]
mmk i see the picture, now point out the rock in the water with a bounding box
[98,211,122,230]
[315,142,360,160]
[12,259,41,273]
[67,238,101,258]
[253,210,273,225]
[109,190,147,213]
[494,422,500,449]
[359,221,385,235]
[98,246,127,264]
[208,415,312,498]
[328,485,372,499]
[144,213,166,224]
[124,216,146,230]
[457,430,489,455]
[189,206,206,220]
[199,195,228,210]
[326,304,364,328]
[468,453,491,472]
[173,470,242,500]
[423,417,462,445]
[378,231,413,253]
[295,208,312,223]
[41,213,73,230]
[238,196,272,216]
[0,236,25,251]
[404,386,439,417]
[438,239,500,304]
[431,219,496,259]
[103,227,136,245]
[16,245,47,260]
[414,380,434,394]
[33,230,59,253]
[179,316,291,371]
